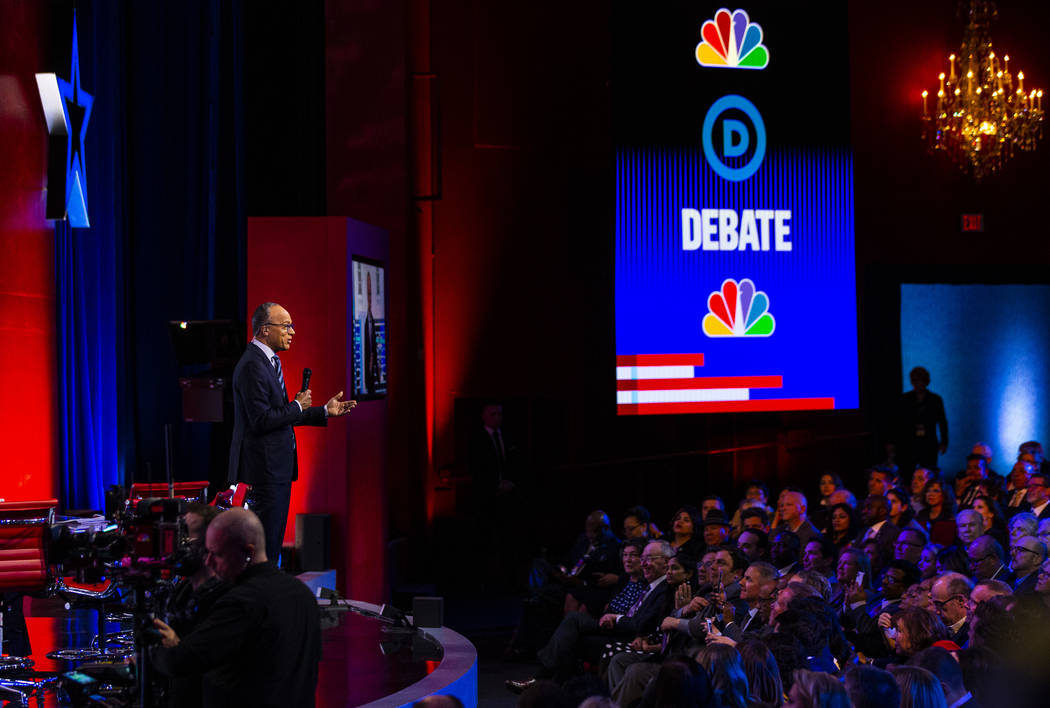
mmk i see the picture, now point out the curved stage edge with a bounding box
[340,600,478,708]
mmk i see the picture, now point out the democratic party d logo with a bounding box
[695,8,769,69]
[702,95,766,181]
[703,278,775,337]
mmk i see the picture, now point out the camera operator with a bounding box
[150,507,321,708]
[162,503,231,707]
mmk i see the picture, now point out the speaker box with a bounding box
[413,596,444,628]
[295,513,331,571]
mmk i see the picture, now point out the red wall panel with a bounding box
[0,0,58,502]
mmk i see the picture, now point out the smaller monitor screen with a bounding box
[351,257,387,398]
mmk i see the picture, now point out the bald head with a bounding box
[206,508,267,582]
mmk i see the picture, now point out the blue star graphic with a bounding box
[55,11,93,228]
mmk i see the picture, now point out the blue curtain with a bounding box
[55,0,246,509]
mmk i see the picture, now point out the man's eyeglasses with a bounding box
[1011,546,1041,557]
[623,523,641,534]
[969,554,995,566]
[931,594,963,610]
[264,322,295,331]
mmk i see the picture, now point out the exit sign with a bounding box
[961,214,984,232]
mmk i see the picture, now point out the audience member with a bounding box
[893,606,950,658]
[775,492,821,547]
[910,646,975,708]
[888,487,920,531]
[894,527,929,566]
[1008,535,1046,594]
[738,639,784,708]
[696,644,750,708]
[1023,472,1050,519]
[812,473,844,530]
[740,507,771,534]
[643,656,713,708]
[930,572,974,645]
[958,454,992,509]
[785,668,850,708]
[843,664,902,708]
[935,546,971,577]
[869,467,893,497]
[769,530,802,577]
[703,510,733,548]
[917,479,958,546]
[910,468,933,513]
[955,509,984,548]
[668,506,705,558]
[737,528,769,563]
[966,536,1013,583]
[825,502,861,558]
[1008,512,1038,547]
[827,488,858,509]
[800,538,836,578]
[1004,460,1035,515]
[971,495,1009,547]
[891,665,948,708]
[623,506,662,540]
[859,494,902,568]
[918,544,941,580]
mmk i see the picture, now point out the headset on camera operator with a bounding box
[150,507,321,708]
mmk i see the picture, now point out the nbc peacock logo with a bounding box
[695,8,770,70]
[703,278,775,337]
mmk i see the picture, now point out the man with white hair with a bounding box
[151,508,322,708]
[775,491,821,547]
[955,509,984,547]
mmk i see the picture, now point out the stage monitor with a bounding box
[614,2,859,415]
[351,256,387,399]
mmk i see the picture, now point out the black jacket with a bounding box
[152,563,322,708]
[227,344,327,485]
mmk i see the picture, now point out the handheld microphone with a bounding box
[301,367,312,392]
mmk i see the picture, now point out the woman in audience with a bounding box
[668,506,705,558]
[892,607,949,658]
[910,467,933,512]
[696,644,751,708]
[888,488,918,530]
[889,666,948,708]
[916,479,958,546]
[737,640,783,708]
[810,473,843,531]
[935,545,971,576]
[831,548,875,606]
[784,669,850,708]
[917,544,942,580]
[826,502,861,559]
[972,494,1009,547]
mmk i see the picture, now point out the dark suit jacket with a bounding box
[228,344,327,485]
[613,578,672,638]
[152,563,321,708]
[1014,570,1039,595]
[859,521,901,565]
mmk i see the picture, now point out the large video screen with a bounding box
[614,2,859,415]
[351,256,387,398]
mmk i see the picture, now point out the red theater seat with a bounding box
[0,499,56,593]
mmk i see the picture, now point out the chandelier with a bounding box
[920,0,1043,180]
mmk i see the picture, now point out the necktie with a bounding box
[493,429,506,463]
[272,355,288,400]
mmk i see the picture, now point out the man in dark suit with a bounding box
[931,572,973,645]
[228,302,356,560]
[858,495,901,568]
[1025,472,1050,520]
[1009,536,1046,595]
[506,540,673,692]
[151,508,322,708]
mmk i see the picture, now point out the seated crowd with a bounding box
[505,440,1050,708]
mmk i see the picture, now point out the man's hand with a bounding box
[153,619,180,649]
[598,613,617,629]
[326,391,357,417]
[845,579,867,606]
[295,389,313,409]
[660,617,680,633]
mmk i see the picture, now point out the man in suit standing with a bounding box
[228,302,356,560]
